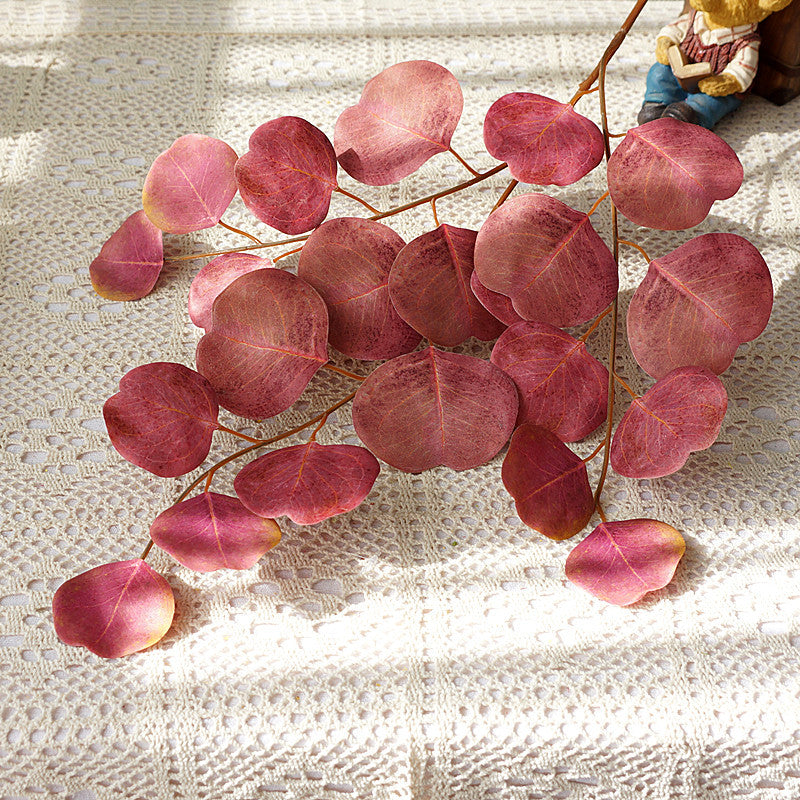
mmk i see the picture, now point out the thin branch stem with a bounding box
[492,179,519,213]
[140,540,154,560]
[309,411,330,442]
[273,246,304,263]
[614,372,638,399]
[619,238,652,263]
[335,186,381,215]
[596,501,608,523]
[579,303,613,342]
[217,423,265,444]
[448,146,482,177]
[583,439,607,463]
[167,234,311,262]
[218,219,263,244]
[587,190,610,217]
[431,197,440,227]
[323,363,366,381]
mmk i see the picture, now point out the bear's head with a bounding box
[690,0,795,29]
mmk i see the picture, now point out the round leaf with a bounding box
[142,134,238,234]
[470,272,524,327]
[297,217,421,359]
[52,559,174,659]
[235,116,337,234]
[188,253,272,329]
[473,193,618,327]
[352,347,518,473]
[607,118,743,230]
[483,92,604,186]
[566,519,686,606]
[150,492,281,572]
[103,362,219,477]
[388,225,505,346]
[491,321,608,441]
[501,424,594,541]
[610,367,727,479]
[235,442,380,525]
[334,60,463,185]
[627,233,773,378]
[89,210,163,301]
[196,269,328,420]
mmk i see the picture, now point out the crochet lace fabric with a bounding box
[1,1,799,797]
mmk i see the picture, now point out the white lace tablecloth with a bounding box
[2,1,799,797]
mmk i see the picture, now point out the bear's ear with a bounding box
[759,0,794,14]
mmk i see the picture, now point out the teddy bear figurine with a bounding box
[638,0,795,128]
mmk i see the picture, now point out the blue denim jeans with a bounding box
[644,62,741,129]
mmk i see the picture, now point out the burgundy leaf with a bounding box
[352,347,518,473]
[90,210,163,301]
[196,269,328,419]
[473,193,618,326]
[388,225,505,346]
[627,233,773,378]
[297,217,421,359]
[566,519,685,605]
[235,116,337,234]
[188,253,272,329]
[235,442,380,524]
[501,424,594,540]
[470,272,524,327]
[610,367,727,479]
[53,560,174,658]
[491,321,608,441]
[483,92,604,185]
[103,362,219,477]
[334,60,463,185]
[150,492,281,571]
[607,118,743,230]
[142,134,238,233]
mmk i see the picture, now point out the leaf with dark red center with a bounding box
[103,362,219,477]
[388,225,505,346]
[90,210,163,301]
[352,347,518,473]
[470,272,524,327]
[627,233,772,378]
[196,269,328,420]
[491,322,608,441]
[297,217,421,359]
[334,60,463,185]
[142,134,238,234]
[502,424,594,540]
[566,519,685,606]
[235,117,337,234]
[235,442,380,525]
[483,93,604,186]
[473,193,618,327]
[610,367,727,479]
[150,492,281,572]
[188,253,272,329]
[607,118,743,230]
[52,560,174,658]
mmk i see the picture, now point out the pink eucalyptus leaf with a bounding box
[142,134,238,234]
[334,60,463,185]
[52,559,174,658]
[103,362,219,477]
[483,93,604,185]
[235,442,380,525]
[473,193,618,327]
[607,118,743,230]
[388,225,505,346]
[352,347,518,473]
[491,321,608,441]
[501,424,594,540]
[610,367,727,479]
[627,233,772,378]
[235,116,337,234]
[188,253,273,329]
[470,272,524,327]
[89,210,163,301]
[297,217,421,359]
[196,269,328,419]
[150,492,281,572]
[566,519,685,605]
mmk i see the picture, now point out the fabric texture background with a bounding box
[1,1,799,797]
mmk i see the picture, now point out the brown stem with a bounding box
[448,146,482,177]
[492,179,519,213]
[218,219,263,244]
[335,186,381,215]
[614,372,638,399]
[431,197,440,227]
[619,238,652,263]
[217,423,265,444]
[167,234,311,262]
[568,0,650,106]
[583,439,607,463]
[323,363,366,381]
[587,190,610,217]
[309,411,330,442]
[273,246,304,263]
[579,303,613,342]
